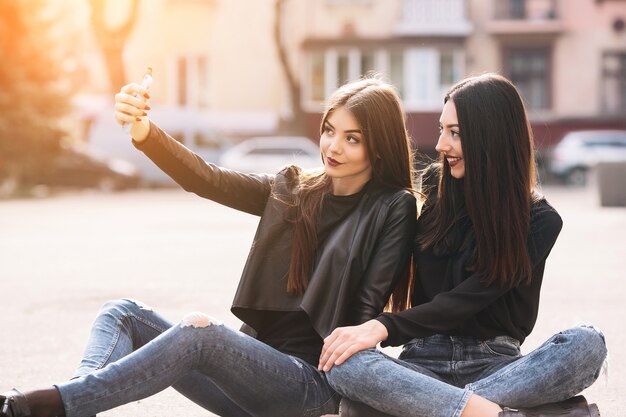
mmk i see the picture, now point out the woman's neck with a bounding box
[330,177,371,196]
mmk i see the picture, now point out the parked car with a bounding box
[24,147,140,191]
[217,136,322,173]
[550,130,626,185]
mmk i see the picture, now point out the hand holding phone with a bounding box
[122,67,153,134]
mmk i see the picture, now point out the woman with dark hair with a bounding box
[0,77,417,417]
[319,73,607,417]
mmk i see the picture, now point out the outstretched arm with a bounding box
[114,83,273,216]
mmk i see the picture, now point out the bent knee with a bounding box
[100,298,152,316]
[180,312,223,328]
[563,325,609,387]
[563,325,608,367]
[568,325,607,352]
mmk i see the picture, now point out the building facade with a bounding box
[295,0,626,149]
[78,0,626,154]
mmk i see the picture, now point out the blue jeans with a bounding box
[327,326,607,417]
[55,299,339,417]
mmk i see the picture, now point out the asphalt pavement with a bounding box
[0,181,624,417]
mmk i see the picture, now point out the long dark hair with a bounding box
[288,77,415,312]
[418,73,537,288]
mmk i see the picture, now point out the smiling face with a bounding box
[320,106,372,195]
[436,99,465,179]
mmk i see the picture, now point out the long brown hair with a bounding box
[288,77,415,312]
[418,73,537,288]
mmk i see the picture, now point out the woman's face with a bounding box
[320,106,372,195]
[436,99,464,179]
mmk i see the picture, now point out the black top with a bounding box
[256,188,368,365]
[377,191,563,347]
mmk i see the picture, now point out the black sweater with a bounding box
[377,195,562,347]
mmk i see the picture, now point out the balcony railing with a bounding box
[487,0,563,35]
[395,0,472,36]
[495,0,559,20]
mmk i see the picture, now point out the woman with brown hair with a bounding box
[319,73,607,417]
[0,77,416,417]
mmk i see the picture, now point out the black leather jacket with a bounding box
[135,122,417,338]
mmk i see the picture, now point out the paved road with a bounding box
[1,184,624,417]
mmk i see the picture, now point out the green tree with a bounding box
[0,0,73,186]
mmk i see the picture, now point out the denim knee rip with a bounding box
[180,312,223,328]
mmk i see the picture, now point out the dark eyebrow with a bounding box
[325,120,363,135]
[345,129,363,134]
[439,122,460,129]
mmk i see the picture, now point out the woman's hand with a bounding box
[114,83,151,142]
[318,319,388,372]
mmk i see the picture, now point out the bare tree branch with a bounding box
[274,0,306,134]
[89,0,140,92]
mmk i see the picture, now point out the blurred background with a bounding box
[0,0,625,195]
[1,1,626,416]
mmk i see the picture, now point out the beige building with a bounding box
[78,0,284,137]
[466,0,626,148]
[290,0,626,149]
[77,0,626,156]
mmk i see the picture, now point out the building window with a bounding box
[337,52,350,86]
[495,0,558,20]
[306,47,463,109]
[440,51,457,85]
[177,58,188,106]
[197,56,209,109]
[602,51,626,114]
[310,51,326,102]
[307,48,382,102]
[325,0,372,5]
[167,0,216,4]
[361,52,376,76]
[389,51,405,98]
[395,0,472,36]
[403,48,464,109]
[509,0,526,18]
[171,55,210,109]
[505,48,551,110]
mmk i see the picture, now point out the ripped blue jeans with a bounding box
[328,328,607,417]
[54,299,338,417]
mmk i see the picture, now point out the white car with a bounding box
[550,130,626,185]
[218,136,322,174]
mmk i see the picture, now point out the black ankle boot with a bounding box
[499,396,600,417]
[0,389,31,417]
